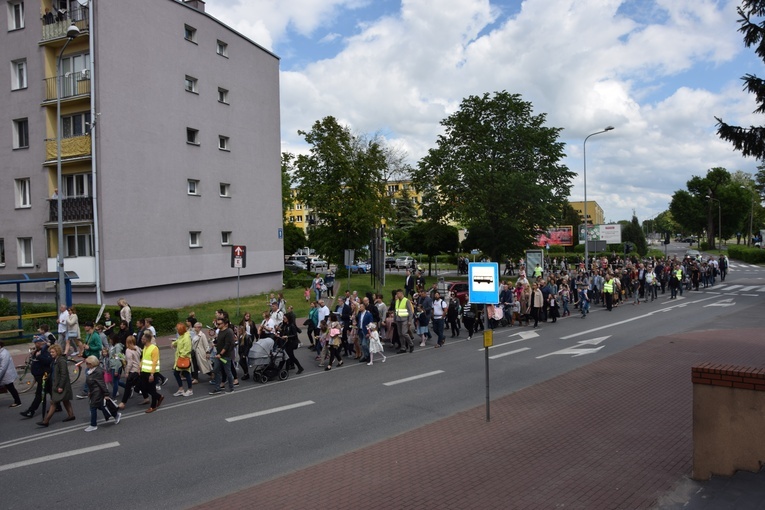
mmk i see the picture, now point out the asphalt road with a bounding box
[1,242,762,509]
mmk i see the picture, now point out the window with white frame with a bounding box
[184,75,198,93]
[15,178,30,208]
[219,183,230,197]
[62,112,90,138]
[216,40,228,57]
[218,135,229,151]
[62,173,91,198]
[220,231,231,245]
[297,215,303,222]
[217,87,228,104]
[12,118,28,148]
[7,1,24,30]
[17,237,32,267]
[0,238,5,266]
[64,228,93,258]
[289,215,295,222]
[184,24,196,42]
[11,59,26,89]
[187,179,200,195]
[295,204,302,210]
[187,128,199,145]
[189,231,201,248]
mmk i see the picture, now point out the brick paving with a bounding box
[192,328,765,509]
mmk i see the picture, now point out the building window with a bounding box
[297,215,303,222]
[295,204,302,210]
[11,59,26,89]
[189,231,201,248]
[289,215,295,222]
[17,237,32,267]
[184,75,198,93]
[62,112,90,138]
[62,173,91,198]
[187,179,200,195]
[216,40,228,57]
[218,135,229,151]
[7,1,24,30]
[64,229,93,258]
[15,178,30,208]
[217,87,228,104]
[387,184,400,194]
[0,238,5,266]
[12,118,28,149]
[184,24,196,42]
[220,231,231,245]
[186,128,199,145]
[219,183,230,197]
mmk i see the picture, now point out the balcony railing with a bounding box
[44,71,91,101]
[41,6,89,42]
[48,197,93,222]
[45,134,91,161]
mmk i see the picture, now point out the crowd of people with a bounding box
[2,250,731,431]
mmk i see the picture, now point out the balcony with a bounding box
[45,134,91,162]
[41,6,89,43]
[48,197,93,222]
[44,71,91,101]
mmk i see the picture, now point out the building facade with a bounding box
[1,0,283,307]
[569,200,605,226]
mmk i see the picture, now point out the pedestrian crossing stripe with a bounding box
[716,284,761,292]
[728,263,761,268]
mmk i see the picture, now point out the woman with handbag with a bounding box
[36,344,76,426]
[171,323,194,397]
[190,322,213,383]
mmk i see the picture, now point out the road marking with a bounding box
[0,442,120,472]
[537,337,609,359]
[489,348,531,360]
[739,286,759,292]
[479,331,539,351]
[226,401,315,423]
[560,295,720,340]
[742,294,759,297]
[704,298,735,308]
[722,285,743,291]
[383,370,445,386]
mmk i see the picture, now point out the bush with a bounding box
[284,272,313,289]
[0,297,10,316]
[727,245,765,264]
[700,241,710,251]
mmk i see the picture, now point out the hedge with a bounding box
[727,245,765,264]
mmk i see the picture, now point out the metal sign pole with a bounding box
[237,267,241,317]
[484,310,491,422]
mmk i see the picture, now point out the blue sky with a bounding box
[207,0,761,224]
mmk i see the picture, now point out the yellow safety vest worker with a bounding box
[141,343,159,373]
[533,266,543,277]
[395,298,410,318]
[675,269,682,280]
[603,280,614,294]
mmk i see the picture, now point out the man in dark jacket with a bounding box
[19,336,53,418]
[210,317,235,394]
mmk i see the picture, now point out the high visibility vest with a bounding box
[675,269,682,280]
[141,343,159,373]
[533,266,543,277]
[395,298,410,318]
[603,280,614,293]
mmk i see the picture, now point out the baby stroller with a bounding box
[247,337,289,384]
[486,304,504,329]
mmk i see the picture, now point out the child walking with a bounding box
[367,323,386,365]
[415,304,429,346]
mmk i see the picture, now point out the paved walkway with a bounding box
[192,328,765,510]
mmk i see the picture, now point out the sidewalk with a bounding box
[192,327,765,510]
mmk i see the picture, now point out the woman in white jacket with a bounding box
[0,341,21,407]
[190,322,212,383]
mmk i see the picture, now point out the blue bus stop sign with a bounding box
[468,262,500,304]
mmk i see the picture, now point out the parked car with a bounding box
[346,261,371,274]
[395,256,415,269]
[309,258,328,270]
[684,249,701,260]
[446,282,469,306]
[285,260,307,273]
[287,254,309,264]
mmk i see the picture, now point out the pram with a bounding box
[486,304,505,329]
[247,337,289,384]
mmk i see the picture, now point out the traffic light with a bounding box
[664,232,670,245]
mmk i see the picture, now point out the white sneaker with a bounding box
[367,362,373,366]
[419,342,426,347]
[115,412,122,424]
[84,426,98,432]
[173,389,184,397]
[382,358,386,363]
[183,390,193,397]
[155,385,162,392]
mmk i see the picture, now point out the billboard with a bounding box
[535,226,574,247]
[578,224,622,244]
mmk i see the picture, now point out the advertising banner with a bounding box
[578,224,623,244]
[535,226,574,247]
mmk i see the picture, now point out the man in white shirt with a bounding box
[432,291,448,347]
[57,304,69,347]
[317,300,330,326]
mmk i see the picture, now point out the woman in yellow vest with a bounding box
[140,329,164,413]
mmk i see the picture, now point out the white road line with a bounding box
[383,370,445,386]
[479,331,539,351]
[489,348,531,360]
[0,442,120,472]
[723,285,743,291]
[738,286,759,292]
[742,294,759,297]
[226,400,315,423]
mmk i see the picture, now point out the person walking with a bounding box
[603,274,615,311]
[0,341,22,408]
[83,355,118,431]
[209,317,235,394]
[118,336,144,410]
[394,289,415,353]
[276,314,304,375]
[432,291,447,347]
[190,322,213,383]
[325,313,344,371]
[530,283,544,328]
[36,344,75,426]
[367,323,386,365]
[140,329,164,412]
[172,323,194,397]
[20,336,53,418]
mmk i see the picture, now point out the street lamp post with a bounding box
[707,195,721,250]
[56,23,81,309]
[741,185,754,247]
[583,126,614,270]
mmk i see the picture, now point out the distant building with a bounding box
[0,0,283,307]
[569,201,605,226]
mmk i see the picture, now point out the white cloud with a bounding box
[206,0,759,223]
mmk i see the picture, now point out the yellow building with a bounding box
[569,201,605,226]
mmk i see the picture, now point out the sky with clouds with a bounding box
[205,0,761,224]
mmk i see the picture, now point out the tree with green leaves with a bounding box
[387,186,419,253]
[283,223,307,256]
[398,221,459,275]
[293,116,394,264]
[716,0,765,158]
[413,91,573,263]
[622,215,647,255]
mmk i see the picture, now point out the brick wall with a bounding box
[692,363,765,391]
